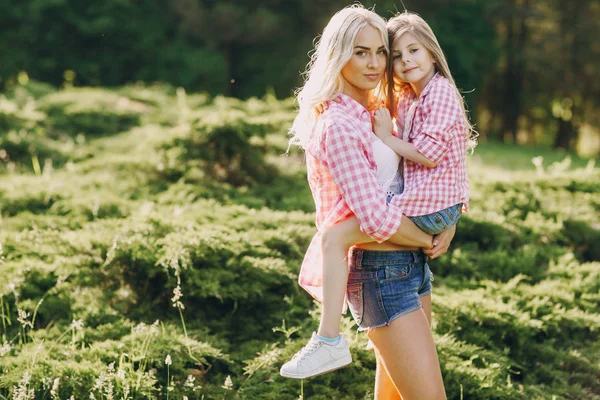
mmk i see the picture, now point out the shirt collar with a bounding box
[419,72,441,99]
[329,93,371,121]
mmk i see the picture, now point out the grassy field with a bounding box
[0,83,598,399]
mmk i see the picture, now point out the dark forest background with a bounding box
[1,0,599,153]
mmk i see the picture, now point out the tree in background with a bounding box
[0,0,598,153]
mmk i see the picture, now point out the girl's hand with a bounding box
[373,108,393,141]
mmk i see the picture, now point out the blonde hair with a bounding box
[288,5,388,149]
[384,12,477,150]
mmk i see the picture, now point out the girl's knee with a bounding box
[321,226,350,249]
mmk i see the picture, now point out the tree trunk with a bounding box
[554,118,574,149]
[501,0,528,144]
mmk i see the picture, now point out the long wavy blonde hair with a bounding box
[288,5,388,149]
[383,12,477,150]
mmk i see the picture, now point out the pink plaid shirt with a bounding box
[298,94,404,302]
[392,73,469,216]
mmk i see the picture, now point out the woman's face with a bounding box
[392,32,436,94]
[340,25,387,100]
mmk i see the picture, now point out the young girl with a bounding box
[282,11,474,385]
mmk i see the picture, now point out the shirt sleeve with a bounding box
[323,119,404,243]
[412,83,462,164]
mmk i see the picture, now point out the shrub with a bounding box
[38,89,145,137]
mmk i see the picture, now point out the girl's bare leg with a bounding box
[318,216,432,338]
[374,295,433,399]
[319,217,374,338]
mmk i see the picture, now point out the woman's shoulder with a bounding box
[319,97,370,136]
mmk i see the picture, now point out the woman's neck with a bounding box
[342,86,370,108]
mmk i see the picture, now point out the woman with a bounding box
[282,5,454,399]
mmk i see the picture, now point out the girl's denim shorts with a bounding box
[346,248,432,331]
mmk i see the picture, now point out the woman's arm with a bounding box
[373,108,435,168]
[324,119,404,243]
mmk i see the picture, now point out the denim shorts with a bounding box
[346,248,432,331]
[386,194,462,236]
[409,203,462,236]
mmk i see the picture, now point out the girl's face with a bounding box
[340,25,387,102]
[392,32,436,95]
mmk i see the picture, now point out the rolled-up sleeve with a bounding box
[412,84,462,164]
[324,120,403,242]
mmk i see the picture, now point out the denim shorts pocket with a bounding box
[411,206,461,236]
[385,263,413,281]
[442,203,462,222]
[346,282,364,326]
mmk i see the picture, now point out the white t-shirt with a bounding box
[370,133,401,193]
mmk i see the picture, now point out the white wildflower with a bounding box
[165,354,172,366]
[183,397,189,400]
[222,375,233,390]
[71,319,84,331]
[0,341,11,356]
[92,372,107,393]
[17,309,33,329]
[12,371,34,400]
[116,368,125,380]
[89,393,96,400]
[105,380,114,400]
[171,286,185,309]
[133,322,147,334]
[184,374,195,387]
[50,378,60,400]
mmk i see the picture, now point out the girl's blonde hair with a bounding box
[384,12,477,149]
[288,5,388,149]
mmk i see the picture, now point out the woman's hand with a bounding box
[373,108,394,141]
[423,224,456,259]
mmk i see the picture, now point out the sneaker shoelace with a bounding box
[292,339,324,363]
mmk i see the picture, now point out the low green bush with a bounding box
[38,89,145,137]
[1,91,598,399]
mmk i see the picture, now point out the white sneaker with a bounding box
[280,332,352,379]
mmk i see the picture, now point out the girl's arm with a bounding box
[373,108,436,168]
[322,215,433,250]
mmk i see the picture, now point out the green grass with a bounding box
[0,83,598,399]
[472,141,595,171]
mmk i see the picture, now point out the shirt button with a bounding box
[379,280,384,284]
[435,217,442,223]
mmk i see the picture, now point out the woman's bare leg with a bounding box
[421,294,432,327]
[368,309,446,400]
[373,295,433,399]
[374,351,403,400]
